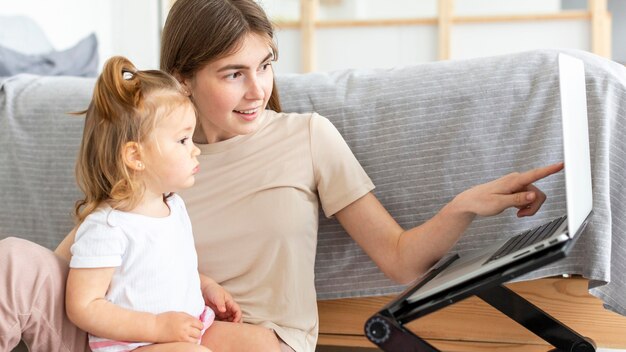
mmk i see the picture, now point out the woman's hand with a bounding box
[201,277,242,323]
[54,226,78,261]
[154,311,204,343]
[455,162,564,218]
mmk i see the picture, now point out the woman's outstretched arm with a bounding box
[335,162,564,284]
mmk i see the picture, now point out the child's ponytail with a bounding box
[93,57,143,122]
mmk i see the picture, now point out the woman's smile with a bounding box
[234,107,261,121]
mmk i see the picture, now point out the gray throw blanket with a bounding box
[1,49,625,315]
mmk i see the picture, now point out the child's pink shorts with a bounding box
[88,306,215,352]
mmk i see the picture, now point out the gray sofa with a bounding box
[2,49,626,320]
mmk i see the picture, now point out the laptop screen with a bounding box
[559,53,593,237]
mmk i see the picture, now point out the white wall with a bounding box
[0,0,161,70]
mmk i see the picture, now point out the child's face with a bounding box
[182,32,274,144]
[142,103,200,194]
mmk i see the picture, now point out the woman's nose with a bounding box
[245,76,264,100]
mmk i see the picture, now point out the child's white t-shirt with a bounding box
[70,194,204,318]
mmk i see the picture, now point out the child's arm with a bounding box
[199,273,242,323]
[66,267,205,343]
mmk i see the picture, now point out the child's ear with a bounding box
[122,142,145,171]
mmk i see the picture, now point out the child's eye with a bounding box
[179,137,189,145]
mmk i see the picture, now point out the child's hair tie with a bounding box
[122,70,135,80]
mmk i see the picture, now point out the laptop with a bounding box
[405,53,594,305]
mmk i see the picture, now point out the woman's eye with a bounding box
[261,62,271,71]
[227,72,241,79]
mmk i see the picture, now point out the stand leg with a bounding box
[477,285,596,352]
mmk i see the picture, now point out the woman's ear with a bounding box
[122,141,145,171]
[174,72,192,97]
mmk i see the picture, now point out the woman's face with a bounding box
[182,32,275,144]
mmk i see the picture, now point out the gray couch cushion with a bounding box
[0,74,93,246]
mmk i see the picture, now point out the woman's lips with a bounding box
[234,107,259,121]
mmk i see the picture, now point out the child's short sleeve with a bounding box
[69,209,127,269]
[310,114,375,217]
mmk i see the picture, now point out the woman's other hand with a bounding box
[201,278,243,323]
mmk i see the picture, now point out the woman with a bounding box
[0,0,562,351]
[154,0,562,350]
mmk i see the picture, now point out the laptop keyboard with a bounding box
[484,215,567,264]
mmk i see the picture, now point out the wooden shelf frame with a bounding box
[273,0,612,72]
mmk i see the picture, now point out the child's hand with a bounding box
[201,280,243,323]
[154,311,204,343]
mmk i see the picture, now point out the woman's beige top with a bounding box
[179,110,374,351]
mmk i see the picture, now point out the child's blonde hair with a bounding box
[74,56,191,223]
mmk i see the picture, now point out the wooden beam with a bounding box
[302,18,438,29]
[589,0,612,58]
[300,0,318,72]
[438,0,454,61]
[273,11,591,30]
[455,11,590,24]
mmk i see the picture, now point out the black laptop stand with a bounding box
[364,241,597,352]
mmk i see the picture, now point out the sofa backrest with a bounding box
[2,49,624,298]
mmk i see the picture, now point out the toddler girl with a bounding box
[65,56,240,352]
